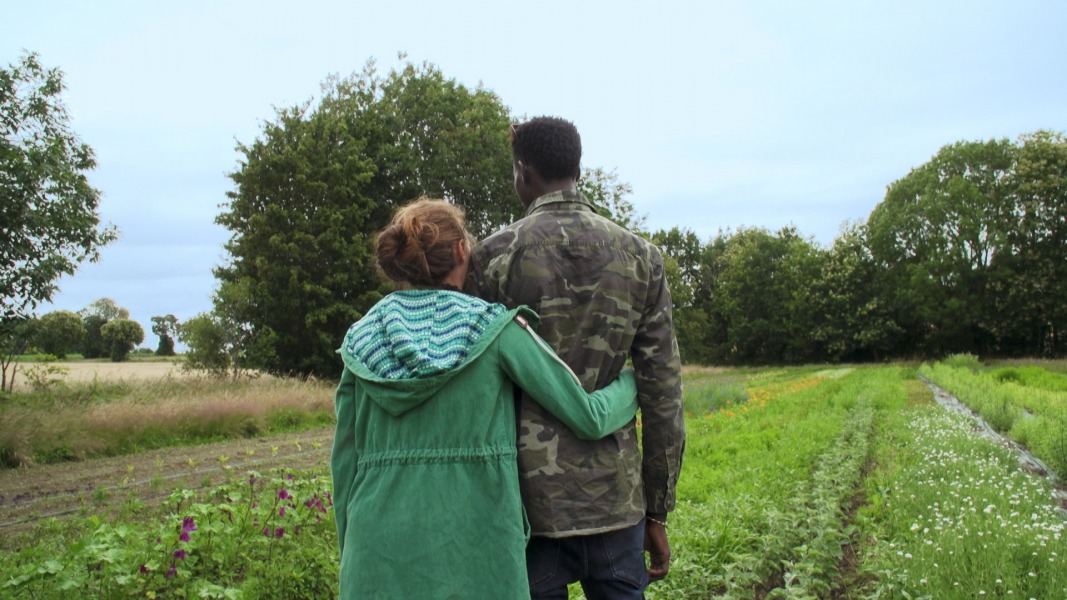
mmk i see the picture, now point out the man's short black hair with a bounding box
[510,116,582,181]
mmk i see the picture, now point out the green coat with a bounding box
[331,290,638,599]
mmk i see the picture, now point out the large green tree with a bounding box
[809,223,901,361]
[78,298,130,358]
[866,136,1029,356]
[216,58,517,376]
[100,318,143,362]
[995,131,1067,355]
[709,227,823,364]
[34,309,85,358]
[1,52,117,321]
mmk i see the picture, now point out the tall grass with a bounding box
[0,376,335,467]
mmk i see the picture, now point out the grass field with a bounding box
[1,359,1064,598]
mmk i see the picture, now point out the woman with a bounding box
[330,199,638,599]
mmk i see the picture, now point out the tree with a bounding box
[100,318,143,362]
[867,137,1019,356]
[809,223,901,361]
[215,57,517,377]
[579,167,647,234]
[80,314,108,359]
[178,308,260,380]
[150,314,179,356]
[34,310,84,358]
[1,52,117,321]
[0,317,34,392]
[651,227,710,363]
[78,298,130,358]
[997,131,1067,355]
[178,314,230,378]
[79,297,130,322]
[710,227,823,364]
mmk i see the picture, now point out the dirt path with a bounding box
[0,427,335,534]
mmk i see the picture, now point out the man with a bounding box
[468,116,685,599]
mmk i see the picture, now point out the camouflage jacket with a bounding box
[468,189,685,537]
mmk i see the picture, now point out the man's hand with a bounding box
[644,515,671,582]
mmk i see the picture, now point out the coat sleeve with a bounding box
[330,367,359,555]
[498,318,638,439]
[631,251,685,515]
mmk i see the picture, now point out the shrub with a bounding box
[941,353,982,371]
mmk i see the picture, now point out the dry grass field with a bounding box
[10,359,199,391]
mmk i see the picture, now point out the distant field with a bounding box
[10,359,214,391]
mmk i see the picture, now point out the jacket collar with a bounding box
[525,189,597,217]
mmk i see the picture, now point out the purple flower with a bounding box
[139,564,149,574]
[279,507,286,517]
[305,495,328,513]
[173,549,186,561]
[166,565,177,579]
[181,516,197,533]
[263,526,271,537]
[278,489,291,500]
[273,527,285,539]
[287,473,295,480]
[179,532,190,542]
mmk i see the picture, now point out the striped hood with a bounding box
[338,290,517,416]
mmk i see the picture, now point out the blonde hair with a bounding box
[376,198,468,287]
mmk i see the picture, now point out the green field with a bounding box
[1,361,1064,599]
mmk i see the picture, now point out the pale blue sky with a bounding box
[6,0,1066,349]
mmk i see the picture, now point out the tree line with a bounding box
[4,52,1065,385]
[210,58,1064,375]
[657,131,1066,365]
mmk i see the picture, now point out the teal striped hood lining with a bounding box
[341,290,507,381]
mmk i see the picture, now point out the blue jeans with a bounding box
[526,519,649,600]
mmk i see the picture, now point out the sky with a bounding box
[6,0,1067,350]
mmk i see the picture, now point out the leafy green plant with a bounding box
[21,358,68,392]
[0,468,338,598]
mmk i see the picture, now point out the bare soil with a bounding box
[0,427,334,536]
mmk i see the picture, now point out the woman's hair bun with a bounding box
[376,198,467,287]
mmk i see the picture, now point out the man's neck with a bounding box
[523,179,577,209]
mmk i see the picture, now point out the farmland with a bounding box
[0,359,1065,598]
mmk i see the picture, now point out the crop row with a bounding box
[919,360,1067,477]
[648,368,889,598]
[861,402,1066,598]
